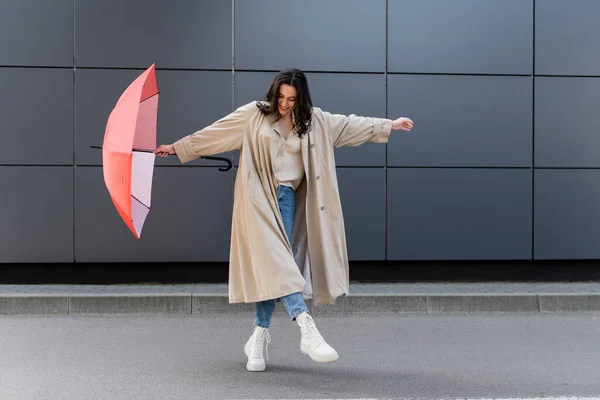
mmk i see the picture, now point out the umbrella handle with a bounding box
[199,156,233,171]
[89,145,233,171]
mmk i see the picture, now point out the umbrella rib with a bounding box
[131,194,150,210]
[140,92,159,105]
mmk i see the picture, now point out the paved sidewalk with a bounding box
[2,313,600,399]
[1,282,600,315]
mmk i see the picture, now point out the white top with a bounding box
[273,122,304,190]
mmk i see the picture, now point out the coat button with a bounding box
[321,206,325,210]
[310,144,315,148]
[316,176,320,180]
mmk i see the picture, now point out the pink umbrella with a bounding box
[90,64,232,239]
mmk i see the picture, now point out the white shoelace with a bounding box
[251,329,271,360]
[300,315,325,346]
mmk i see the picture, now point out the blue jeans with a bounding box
[254,185,309,328]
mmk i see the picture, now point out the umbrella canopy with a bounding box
[90,63,233,239]
[101,64,159,239]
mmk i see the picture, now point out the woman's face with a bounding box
[278,83,297,118]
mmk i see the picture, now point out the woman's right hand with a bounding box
[154,144,175,157]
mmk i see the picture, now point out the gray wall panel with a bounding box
[76,69,233,166]
[0,68,73,165]
[0,167,73,262]
[534,169,600,259]
[536,0,600,76]
[153,70,234,167]
[308,73,386,167]
[3,2,599,265]
[75,167,233,262]
[387,169,532,260]
[0,0,73,67]
[388,0,533,74]
[337,168,385,260]
[234,72,386,166]
[75,0,231,69]
[534,77,600,167]
[233,71,272,108]
[388,75,532,167]
[234,0,386,72]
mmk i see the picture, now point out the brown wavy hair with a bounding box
[256,68,313,138]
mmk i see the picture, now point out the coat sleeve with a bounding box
[172,101,257,163]
[318,109,393,148]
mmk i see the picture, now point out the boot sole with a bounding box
[301,345,339,363]
[246,361,266,372]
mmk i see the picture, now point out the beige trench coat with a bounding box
[173,101,392,306]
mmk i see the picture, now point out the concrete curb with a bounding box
[2,292,600,315]
[69,293,192,315]
[0,294,69,315]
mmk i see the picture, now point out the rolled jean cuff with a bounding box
[289,307,308,320]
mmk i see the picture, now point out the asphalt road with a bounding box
[1,312,599,399]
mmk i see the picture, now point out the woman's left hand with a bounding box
[392,117,414,131]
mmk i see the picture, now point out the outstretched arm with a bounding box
[155,101,257,163]
[319,109,414,148]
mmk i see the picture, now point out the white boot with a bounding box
[296,312,339,363]
[244,326,271,372]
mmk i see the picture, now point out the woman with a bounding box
[155,69,413,372]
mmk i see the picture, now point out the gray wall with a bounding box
[1,0,599,263]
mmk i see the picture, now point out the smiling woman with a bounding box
[154,68,414,372]
[255,69,313,140]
